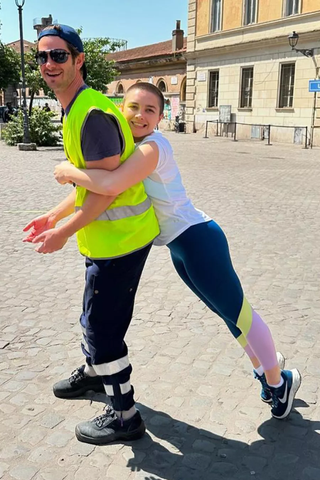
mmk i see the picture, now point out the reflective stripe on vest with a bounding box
[75,197,152,221]
[63,88,159,258]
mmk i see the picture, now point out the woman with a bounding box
[54,82,301,420]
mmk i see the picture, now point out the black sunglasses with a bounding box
[35,49,71,65]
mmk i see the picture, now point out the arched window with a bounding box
[157,79,167,93]
[180,76,186,102]
[116,83,124,95]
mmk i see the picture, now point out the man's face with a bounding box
[38,36,83,94]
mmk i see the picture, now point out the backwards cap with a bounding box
[38,24,87,80]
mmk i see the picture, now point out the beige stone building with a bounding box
[186,0,320,146]
[106,22,187,129]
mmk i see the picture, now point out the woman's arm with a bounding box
[54,142,159,196]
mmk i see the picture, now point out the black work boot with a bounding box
[53,365,105,399]
[75,405,145,445]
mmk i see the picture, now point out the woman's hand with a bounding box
[54,161,77,185]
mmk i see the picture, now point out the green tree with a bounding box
[0,42,20,90]
[81,35,121,93]
[25,46,53,115]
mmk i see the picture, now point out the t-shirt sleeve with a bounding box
[140,133,169,171]
[81,110,122,162]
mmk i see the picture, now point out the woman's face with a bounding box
[123,88,163,140]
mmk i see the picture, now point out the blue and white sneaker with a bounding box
[269,369,301,419]
[254,352,285,403]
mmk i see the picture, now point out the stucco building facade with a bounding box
[186,0,320,146]
[106,22,187,129]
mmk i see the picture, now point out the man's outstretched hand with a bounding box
[23,213,56,243]
[31,228,68,254]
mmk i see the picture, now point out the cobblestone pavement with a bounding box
[0,133,319,480]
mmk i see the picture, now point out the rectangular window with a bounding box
[279,63,295,108]
[244,0,257,25]
[211,0,222,32]
[240,67,254,108]
[208,71,219,108]
[284,0,300,16]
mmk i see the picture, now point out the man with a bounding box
[43,102,51,112]
[3,102,13,122]
[23,24,159,445]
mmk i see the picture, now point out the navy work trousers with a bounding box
[80,243,152,411]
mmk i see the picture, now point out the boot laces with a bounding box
[69,367,85,384]
[94,405,116,428]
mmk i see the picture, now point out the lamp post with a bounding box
[15,0,36,150]
[288,31,314,57]
[288,31,319,148]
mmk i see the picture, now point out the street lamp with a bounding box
[288,31,314,58]
[288,31,319,148]
[15,0,35,150]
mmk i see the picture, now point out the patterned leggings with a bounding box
[168,220,278,371]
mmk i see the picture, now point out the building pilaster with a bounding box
[186,0,197,133]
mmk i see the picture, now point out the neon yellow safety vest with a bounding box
[63,88,159,259]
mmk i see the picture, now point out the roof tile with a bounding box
[107,38,186,63]
[6,40,35,54]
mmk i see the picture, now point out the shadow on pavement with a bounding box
[121,403,320,480]
[67,392,320,479]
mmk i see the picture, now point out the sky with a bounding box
[0,0,188,48]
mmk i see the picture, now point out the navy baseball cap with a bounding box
[38,24,87,80]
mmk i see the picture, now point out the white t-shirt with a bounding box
[137,131,211,246]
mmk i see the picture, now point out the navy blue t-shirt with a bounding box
[65,85,122,162]
[81,110,122,161]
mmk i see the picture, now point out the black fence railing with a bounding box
[203,120,309,149]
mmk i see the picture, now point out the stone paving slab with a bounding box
[0,134,319,479]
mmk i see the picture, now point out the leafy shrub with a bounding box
[29,108,62,146]
[1,113,24,146]
[3,108,62,146]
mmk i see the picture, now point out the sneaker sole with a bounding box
[272,368,302,420]
[261,396,273,404]
[261,352,286,404]
[53,383,105,399]
[75,421,146,445]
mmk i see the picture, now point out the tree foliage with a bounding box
[81,35,121,93]
[2,108,61,146]
[24,46,53,115]
[0,42,20,90]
